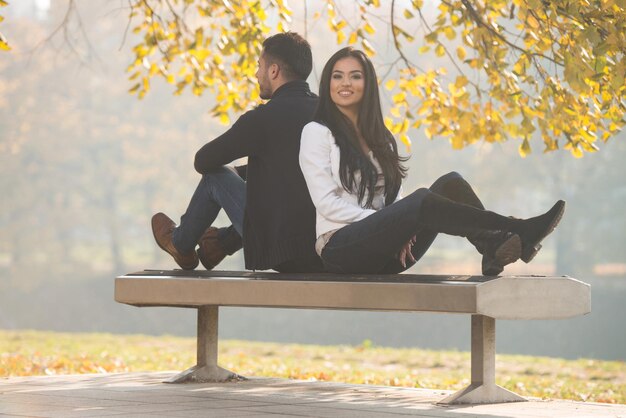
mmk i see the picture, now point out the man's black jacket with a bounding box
[194,80,323,271]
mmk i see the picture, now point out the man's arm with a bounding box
[194,110,260,174]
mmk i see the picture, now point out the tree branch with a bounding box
[461,0,563,66]
[119,0,134,51]
[28,0,99,67]
[390,0,417,72]
[414,2,472,79]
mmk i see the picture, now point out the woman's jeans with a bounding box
[320,172,483,274]
[171,166,246,254]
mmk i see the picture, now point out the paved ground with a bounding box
[1,372,625,418]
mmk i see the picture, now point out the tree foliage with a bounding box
[0,0,9,51]
[125,0,626,157]
[4,0,625,156]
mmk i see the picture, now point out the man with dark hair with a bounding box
[260,31,313,83]
[152,32,323,273]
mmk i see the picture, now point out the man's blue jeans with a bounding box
[171,166,245,254]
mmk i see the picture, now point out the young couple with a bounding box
[152,32,565,276]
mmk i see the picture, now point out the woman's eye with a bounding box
[352,74,362,80]
[332,74,342,79]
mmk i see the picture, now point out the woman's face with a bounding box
[330,56,365,116]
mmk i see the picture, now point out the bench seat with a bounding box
[115,270,591,405]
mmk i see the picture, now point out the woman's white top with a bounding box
[299,121,398,254]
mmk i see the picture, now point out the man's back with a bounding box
[243,81,320,271]
[193,80,321,271]
[152,32,321,273]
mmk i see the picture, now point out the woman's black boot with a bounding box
[470,231,521,276]
[433,174,512,275]
[508,200,566,262]
[417,192,565,272]
[418,192,523,273]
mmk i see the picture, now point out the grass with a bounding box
[1,329,624,404]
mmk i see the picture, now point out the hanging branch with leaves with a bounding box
[0,0,10,51]
[35,0,626,157]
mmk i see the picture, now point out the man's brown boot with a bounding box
[197,227,227,270]
[151,212,199,270]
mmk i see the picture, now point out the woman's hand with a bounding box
[398,235,417,268]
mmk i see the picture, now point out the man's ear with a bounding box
[269,63,280,80]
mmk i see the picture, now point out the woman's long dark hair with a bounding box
[314,47,407,207]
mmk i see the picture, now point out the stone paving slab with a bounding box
[1,372,625,418]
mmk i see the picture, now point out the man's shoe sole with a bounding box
[151,213,198,270]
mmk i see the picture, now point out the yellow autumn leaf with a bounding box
[443,26,456,40]
[192,84,203,96]
[424,126,433,139]
[451,135,464,149]
[336,31,346,44]
[456,46,466,60]
[519,138,531,157]
[385,79,396,90]
[277,20,288,33]
[399,133,411,151]
[361,39,375,56]
[455,75,468,88]
[570,145,584,158]
[364,22,375,35]
[149,63,159,77]
[527,14,540,29]
[189,49,209,61]
[392,91,406,104]
[327,3,336,18]
[348,32,358,45]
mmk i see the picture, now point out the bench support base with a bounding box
[438,315,526,405]
[164,305,243,383]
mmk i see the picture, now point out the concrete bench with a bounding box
[114,270,590,405]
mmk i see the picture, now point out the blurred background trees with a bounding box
[0,0,624,359]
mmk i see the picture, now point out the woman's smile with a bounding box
[330,56,365,116]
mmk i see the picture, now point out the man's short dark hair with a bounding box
[262,32,313,81]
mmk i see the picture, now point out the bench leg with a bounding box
[438,315,526,405]
[165,305,243,383]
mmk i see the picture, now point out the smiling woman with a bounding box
[329,57,365,128]
[298,46,565,276]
